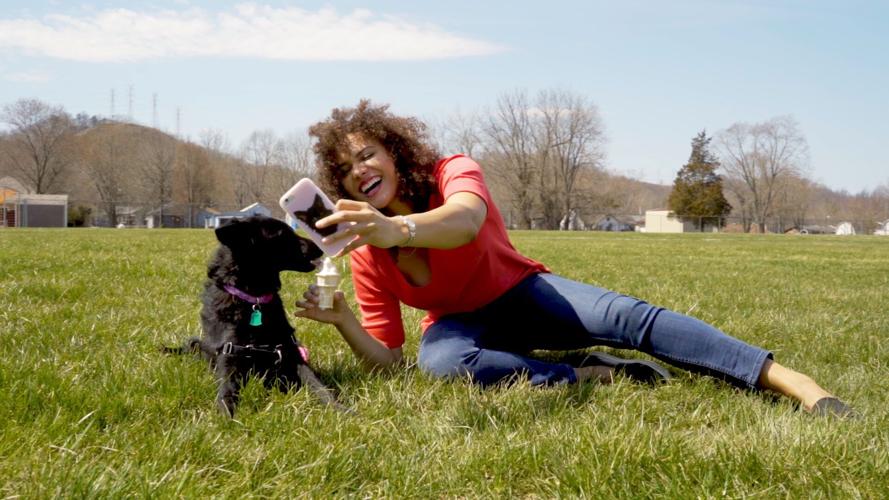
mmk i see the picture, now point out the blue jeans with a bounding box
[418,273,772,388]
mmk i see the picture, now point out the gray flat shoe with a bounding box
[809,397,857,418]
[579,351,671,385]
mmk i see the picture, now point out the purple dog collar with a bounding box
[223,284,274,304]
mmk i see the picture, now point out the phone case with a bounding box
[279,178,352,256]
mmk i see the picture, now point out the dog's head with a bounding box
[214,215,323,273]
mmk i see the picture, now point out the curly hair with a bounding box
[308,100,439,212]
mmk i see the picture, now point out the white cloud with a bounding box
[0,4,505,62]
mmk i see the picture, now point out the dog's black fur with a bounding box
[164,215,346,416]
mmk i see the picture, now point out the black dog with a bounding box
[165,215,346,416]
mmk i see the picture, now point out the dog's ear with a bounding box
[215,218,252,249]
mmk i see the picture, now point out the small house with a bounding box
[594,215,636,232]
[208,202,272,228]
[0,176,68,228]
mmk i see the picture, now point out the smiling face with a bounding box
[337,133,400,210]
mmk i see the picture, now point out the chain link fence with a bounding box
[593,214,887,235]
[656,215,886,235]
[19,199,889,235]
[65,200,289,228]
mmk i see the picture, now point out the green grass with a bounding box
[1,229,887,498]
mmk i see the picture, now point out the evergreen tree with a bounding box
[667,131,732,230]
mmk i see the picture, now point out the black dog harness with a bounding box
[220,342,285,364]
[217,285,309,365]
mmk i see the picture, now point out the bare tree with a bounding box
[271,131,313,197]
[176,141,214,227]
[483,90,539,229]
[1,98,76,193]
[773,173,815,230]
[199,128,231,156]
[198,128,237,210]
[716,116,808,233]
[238,129,280,205]
[536,89,606,229]
[876,182,889,221]
[722,177,754,232]
[844,187,889,234]
[80,124,137,226]
[140,129,176,227]
[441,109,483,158]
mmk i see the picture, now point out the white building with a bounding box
[644,210,689,233]
[835,222,856,235]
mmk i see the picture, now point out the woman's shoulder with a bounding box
[435,154,475,170]
[434,154,484,180]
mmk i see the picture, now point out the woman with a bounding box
[295,100,852,417]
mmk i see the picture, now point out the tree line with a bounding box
[665,118,889,233]
[2,93,887,230]
[0,99,314,227]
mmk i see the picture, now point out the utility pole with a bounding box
[110,88,116,119]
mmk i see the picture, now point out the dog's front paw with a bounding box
[216,381,240,418]
[216,393,237,418]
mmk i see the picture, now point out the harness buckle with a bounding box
[221,342,234,355]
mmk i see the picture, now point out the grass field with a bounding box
[1,228,887,498]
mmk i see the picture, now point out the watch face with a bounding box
[400,216,416,245]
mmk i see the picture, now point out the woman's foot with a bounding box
[757,359,855,417]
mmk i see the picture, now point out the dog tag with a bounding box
[250,307,263,327]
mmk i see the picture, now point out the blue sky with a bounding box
[1,1,886,193]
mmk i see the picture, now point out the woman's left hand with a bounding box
[315,199,406,255]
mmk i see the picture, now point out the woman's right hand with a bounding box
[316,199,407,255]
[293,284,352,326]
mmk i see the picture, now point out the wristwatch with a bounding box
[398,215,416,247]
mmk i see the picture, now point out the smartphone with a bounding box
[279,178,352,256]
